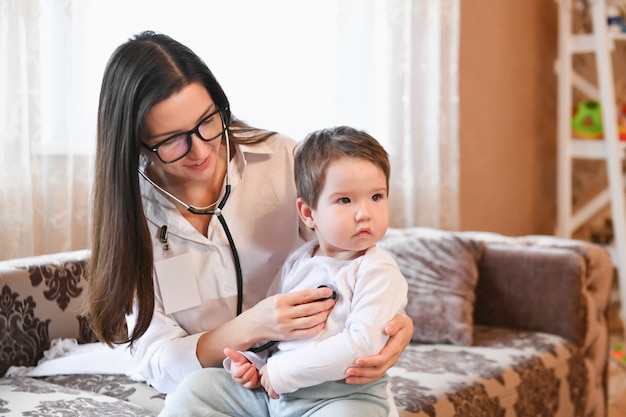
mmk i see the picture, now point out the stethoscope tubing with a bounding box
[138,127,244,316]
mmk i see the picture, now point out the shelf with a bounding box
[557,0,626,329]
[570,138,626,159]
[570,32,626,54]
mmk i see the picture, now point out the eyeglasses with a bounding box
[142,107,227,164]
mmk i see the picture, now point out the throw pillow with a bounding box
[379,227,484,345]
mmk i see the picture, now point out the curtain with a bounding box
[337,0,460,229]
[0,0,459,260]
[0,0,92,261]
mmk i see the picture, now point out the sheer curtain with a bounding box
[0,0,459,260]
[0,0,92,261]
[337,0,460,229]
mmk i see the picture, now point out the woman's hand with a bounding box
[196,287,335,367]
[345,313,413,384]
[245,287,336,343]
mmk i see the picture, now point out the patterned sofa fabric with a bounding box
[390,326,586,417]
[0,250,95,377]
[0,326,583,417]
[0,376,158,417]
[0,228,613,417]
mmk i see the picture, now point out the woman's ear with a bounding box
[296,197,316,230]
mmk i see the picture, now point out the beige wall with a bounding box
[459,1,558,235]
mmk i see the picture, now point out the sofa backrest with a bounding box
[0,249,94,375]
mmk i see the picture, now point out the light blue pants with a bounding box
[159,367,389,417]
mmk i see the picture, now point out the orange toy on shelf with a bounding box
[613,342,626,369]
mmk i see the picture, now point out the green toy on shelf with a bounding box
[572,100,604,139]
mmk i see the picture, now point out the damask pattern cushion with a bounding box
[0,376,157,417]
[38,374,165,414]
[380,228,485,345]
[389,325,586,417]
[0,250,93,376]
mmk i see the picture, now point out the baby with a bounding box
[224,126,408,416]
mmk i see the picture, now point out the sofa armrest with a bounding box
[459,232,613,413]
[0,249,94,375]
[461,233,612,347]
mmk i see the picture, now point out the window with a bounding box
[84,0,342,144]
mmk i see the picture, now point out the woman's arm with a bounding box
[126,287,334,393]
[196,287,336,367]
[345,313,414,384]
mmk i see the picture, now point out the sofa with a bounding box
[0,227,613,417]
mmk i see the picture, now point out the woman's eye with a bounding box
[198,114,222,139]
[161,135,187,149]
[198,118,212,132]
[203,115,217,127]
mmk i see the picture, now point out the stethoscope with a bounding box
[138,125,244,316]
[139,123,339,354]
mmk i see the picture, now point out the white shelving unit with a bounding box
[556,0,626,328]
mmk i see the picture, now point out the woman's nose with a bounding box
[186,133,208,158]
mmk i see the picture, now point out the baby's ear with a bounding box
[296,197,316,230]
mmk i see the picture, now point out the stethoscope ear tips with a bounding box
[317,284,338,301]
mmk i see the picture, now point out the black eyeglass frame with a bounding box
[141,107,228,164]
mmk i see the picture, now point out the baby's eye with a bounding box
[372,193,383,201]
[338,197,351,204]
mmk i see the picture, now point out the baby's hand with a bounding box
[224,348,260,389]
[259,365,279,399]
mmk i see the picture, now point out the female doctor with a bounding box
[87,30,413,406]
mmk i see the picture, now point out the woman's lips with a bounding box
[186,157,210,171]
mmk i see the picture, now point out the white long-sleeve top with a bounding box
[127,134,308,394]
[263,239,408,394]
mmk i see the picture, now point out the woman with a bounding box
[87,30,412,409]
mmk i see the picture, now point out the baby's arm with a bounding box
[223,348,261,389]
[266,252,408,394]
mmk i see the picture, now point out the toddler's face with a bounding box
[310,157,389,259]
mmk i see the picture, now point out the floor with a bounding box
[608,275,626,417]
[609,333,626,416]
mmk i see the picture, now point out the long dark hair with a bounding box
[88,31,270,346]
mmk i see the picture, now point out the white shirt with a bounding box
[259,239,408,394]
[127,134,307,394]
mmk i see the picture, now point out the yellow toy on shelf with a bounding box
[618,103,626,141]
